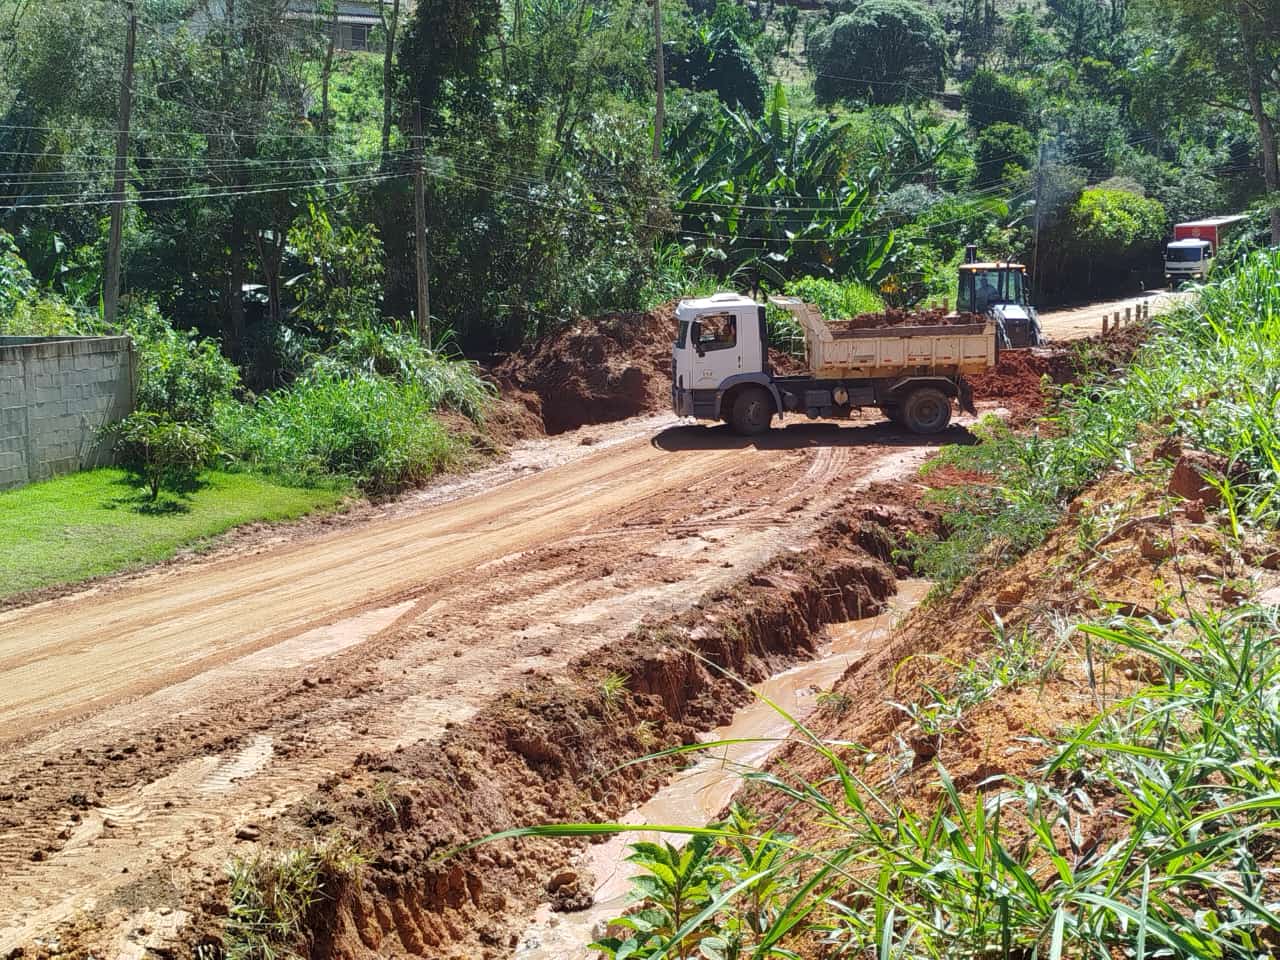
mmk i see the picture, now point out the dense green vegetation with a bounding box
[3,0,1276,365]
[0,468,346,597]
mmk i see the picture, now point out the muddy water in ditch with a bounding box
[514,579,931,959]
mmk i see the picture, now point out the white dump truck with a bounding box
[671,292,997,436]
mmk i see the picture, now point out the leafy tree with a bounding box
[397,0,500,119]
[288,205,385,335]
[1065,187,1166,259]
[809,0,946,106]
[1046,0,1113,58]
[667,28,765,115]
[1040,186,1166,295]
[974,122,1036,187]
[128,305,241,426]
[1053,98,1126,178]
[1144,0,1280,242]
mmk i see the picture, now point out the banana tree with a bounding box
[668,83,897,290]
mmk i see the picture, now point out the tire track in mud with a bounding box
[0,417,956,956]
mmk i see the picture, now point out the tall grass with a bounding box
[640,243,723,310]
[911,249,1280,587]
[216,372,465,493]
[488,602,1280,960]
[766,277,889,358]
[309,323,494,423]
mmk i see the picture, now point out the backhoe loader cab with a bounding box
[956,249,1042,348]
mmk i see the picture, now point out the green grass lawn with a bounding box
[0,468,350,599]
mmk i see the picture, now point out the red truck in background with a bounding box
[1165,215,1248,282]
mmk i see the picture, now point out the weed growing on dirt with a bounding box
[221,835,366,960]
[815,688,854,716]
[599,671,630,713]
[486,597,1280,958]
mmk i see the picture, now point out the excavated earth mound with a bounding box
[966,348,1076,423]
[495,305,679,434]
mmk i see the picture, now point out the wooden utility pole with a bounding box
[413,102,431,348]
[652,0,664,161]
[103,0,137,327]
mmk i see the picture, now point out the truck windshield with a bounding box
[1167,246,1206,262]
[676,320,689,348]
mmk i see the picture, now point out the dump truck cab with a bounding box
[956,249,1042,348]
[671,293,770,421]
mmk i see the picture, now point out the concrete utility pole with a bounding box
[413,101,431,348]
[652,0,664,161]
[103,0,137,327]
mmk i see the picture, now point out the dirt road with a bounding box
[0,411,961,956]
[1038,291,1189,342]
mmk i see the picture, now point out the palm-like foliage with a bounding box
[669,84,895,289]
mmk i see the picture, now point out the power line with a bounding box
[5,170,405,210]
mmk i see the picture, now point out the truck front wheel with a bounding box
[901,387,952,435]
[730,387,773,436]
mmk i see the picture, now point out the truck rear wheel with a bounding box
[730,387,773,436]
[901,387,952,435]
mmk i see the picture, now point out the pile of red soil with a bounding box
[495,305,679,434]
[966,348,1075,423]
[495,302,807,434]
[836,308,987,331]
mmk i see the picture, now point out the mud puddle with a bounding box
[514,579,932,959]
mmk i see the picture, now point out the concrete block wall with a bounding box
[0,336,136,490]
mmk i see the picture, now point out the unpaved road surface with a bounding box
[0,411,965,956]
[1038,291,1189,342]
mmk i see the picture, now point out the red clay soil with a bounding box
[966,348,1076,423]
[495,305,679,434]
[167,491,937,960]
[837,308,987,331]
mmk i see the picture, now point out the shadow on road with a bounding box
[651,419,977,452]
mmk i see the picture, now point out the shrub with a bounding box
[216,372,464,493]
[125,305,241,426]
[667,28,765,115]
[809,0,945,106]
[1064,187,1166,263]
[973,122,1036,188]
[963,70,1038,131]
[114,413,217,501]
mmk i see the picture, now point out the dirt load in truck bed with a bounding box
[831,307,987,331]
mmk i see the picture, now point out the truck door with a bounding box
[690,311,747,388]
[736,306,764,373]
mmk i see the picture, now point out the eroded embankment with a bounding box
[172,489,938,960]
[729,443,1280,957]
